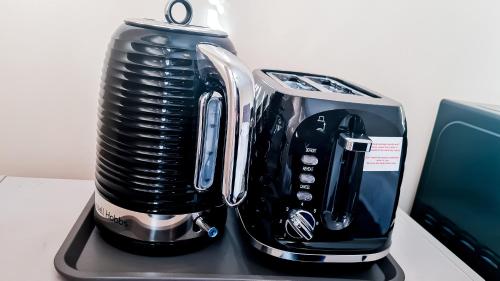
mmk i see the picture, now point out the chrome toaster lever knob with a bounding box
[285,209,315,241]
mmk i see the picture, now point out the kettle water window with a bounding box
[194,92,223,191]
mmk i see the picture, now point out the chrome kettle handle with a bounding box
[196,44,254,207]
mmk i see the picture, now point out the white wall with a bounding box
[1,0,499,212]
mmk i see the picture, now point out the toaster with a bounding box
[237,70,407,263]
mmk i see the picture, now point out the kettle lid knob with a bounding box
[125,0,227,37]
[165,0,193,25]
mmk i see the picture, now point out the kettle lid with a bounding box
[125,0,228,38]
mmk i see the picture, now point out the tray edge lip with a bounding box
[52,194,293,281]
[386,255,405,281]
[54,193,96,280]
[53,193,405,281]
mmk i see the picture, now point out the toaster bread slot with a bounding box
[267,72,319,91]
[305,76,366,96]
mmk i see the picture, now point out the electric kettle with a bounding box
[238,70,407,263]
[94,0,254,255]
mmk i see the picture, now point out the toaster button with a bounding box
[297,191,313,202]
[301,155,319,166]
[299,173,316,184]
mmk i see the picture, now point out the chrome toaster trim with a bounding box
[236,209,390,263]
[255,70,402,108]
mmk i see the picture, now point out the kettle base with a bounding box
[93,191,227,256]
[96,223,224,256]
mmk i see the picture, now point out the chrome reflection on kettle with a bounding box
[94,0,254,254]
[237,70,407,263]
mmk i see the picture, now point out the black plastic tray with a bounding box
[54,194,404,281]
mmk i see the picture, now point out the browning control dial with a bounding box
[285,209,316,240]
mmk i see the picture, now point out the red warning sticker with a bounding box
[363,137,403,172]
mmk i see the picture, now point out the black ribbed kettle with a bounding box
[94,0,254,255]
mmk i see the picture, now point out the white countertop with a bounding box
[0,176,484,281]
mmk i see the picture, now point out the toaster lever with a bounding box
[338,133,372,152]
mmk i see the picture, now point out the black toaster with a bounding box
[237,70,407,263]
